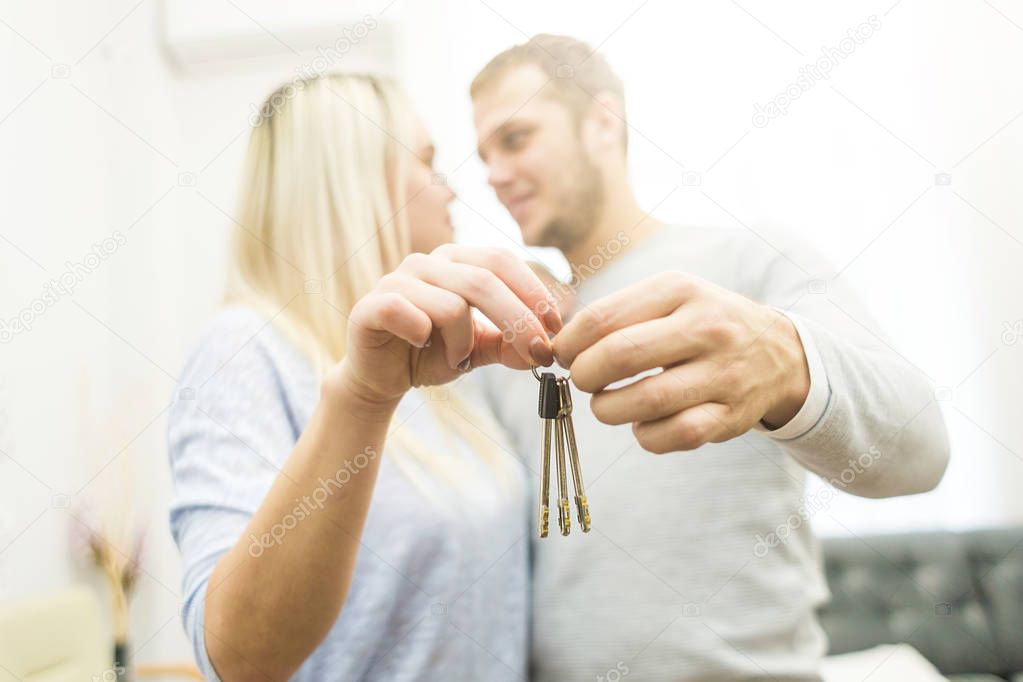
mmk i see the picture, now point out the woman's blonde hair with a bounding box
[226,73,520,503]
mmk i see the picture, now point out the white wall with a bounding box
[1,0,1021,668]
[409,0,1023,535]
[0,0,405,665]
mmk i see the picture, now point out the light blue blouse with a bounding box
[167,306,530,681]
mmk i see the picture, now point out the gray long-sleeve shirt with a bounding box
[481,224,950,681]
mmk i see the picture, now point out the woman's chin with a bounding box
[438,223,456,246]
[410,223,455,252]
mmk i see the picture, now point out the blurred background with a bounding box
[1,0,1021,674]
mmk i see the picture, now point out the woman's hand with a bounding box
[336,245,563,406]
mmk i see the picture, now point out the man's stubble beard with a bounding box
[535,148,605,254]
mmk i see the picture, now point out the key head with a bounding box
[538,372,560,419]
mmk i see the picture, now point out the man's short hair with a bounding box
[470,34,628,150]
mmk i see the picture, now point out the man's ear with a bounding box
[588,92,627,152]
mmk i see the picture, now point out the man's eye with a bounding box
[504,130,528,150]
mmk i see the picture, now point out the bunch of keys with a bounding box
[534,366,592,537]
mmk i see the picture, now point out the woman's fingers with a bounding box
[431,245,563,334]
[469,322,534,370]
[376,273,473,369]
[398,253,554,367]
[349,291,432,350]
[356,248,561,373]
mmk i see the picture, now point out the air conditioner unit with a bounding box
[161,0,400,74]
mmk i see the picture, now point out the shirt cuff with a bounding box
[753,310,830,441]
[189,582,224,682]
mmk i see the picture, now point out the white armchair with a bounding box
[0,587,201,682]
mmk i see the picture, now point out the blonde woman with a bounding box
[167,74,561,681]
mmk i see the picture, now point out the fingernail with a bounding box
[529,337,554,366]
[423,337,432,348]
[544,309,563,334]
[457,357,471,372]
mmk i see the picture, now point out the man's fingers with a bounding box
[553,271,697,368]
[632,402,733,454]
[589,362,724,425]
[570,312,713,393]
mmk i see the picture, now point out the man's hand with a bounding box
[552,271,810,453]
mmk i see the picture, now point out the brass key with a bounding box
[554,393,571,536]
[533,367,591,538]
[537,371,560,538]
[557,377,591,532]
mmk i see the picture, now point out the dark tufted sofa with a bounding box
[819,527,1023,681]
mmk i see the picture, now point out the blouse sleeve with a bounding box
[167,308,300,680]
